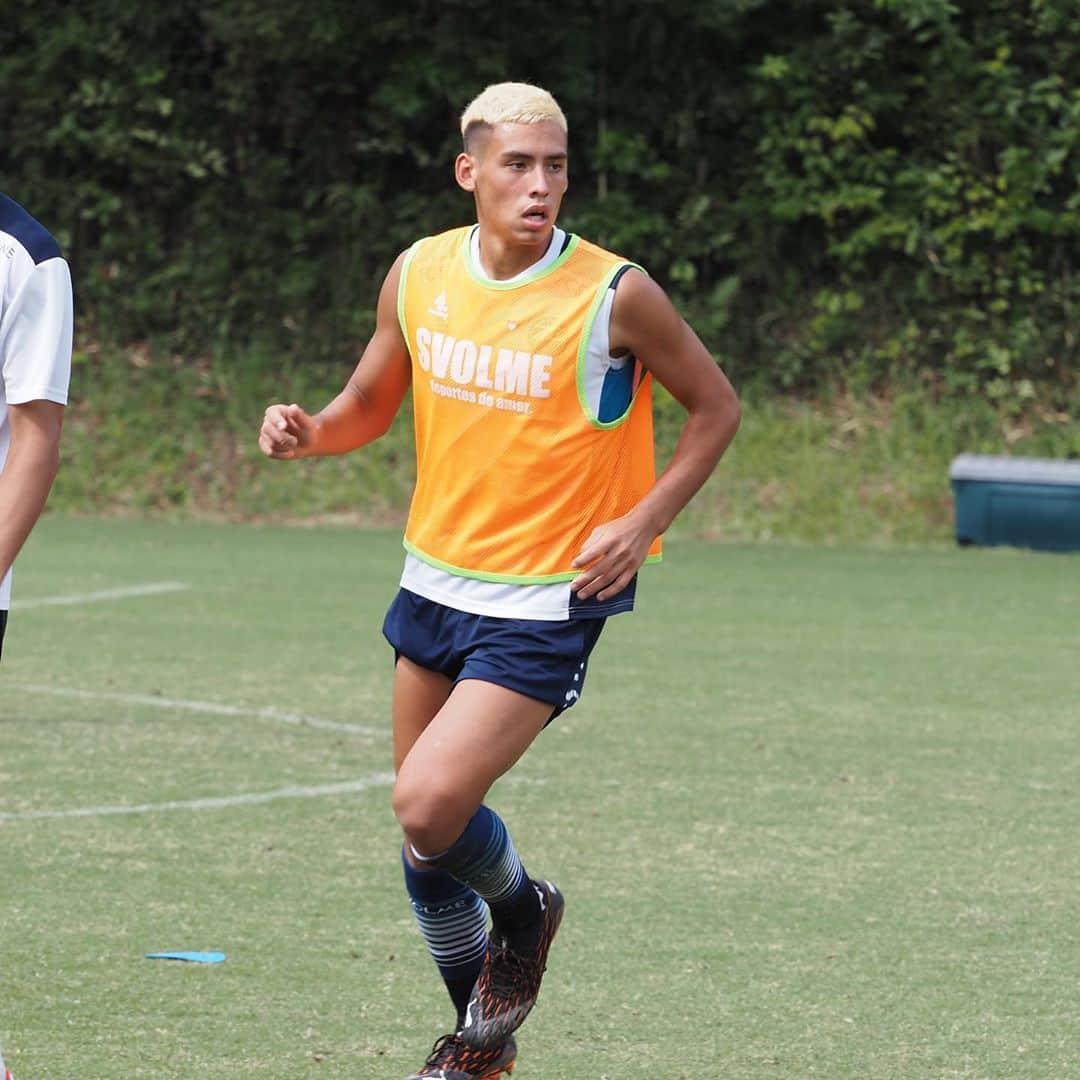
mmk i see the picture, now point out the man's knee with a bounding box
[392,775,471,855]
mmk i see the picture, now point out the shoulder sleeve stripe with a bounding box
[0,194,62,265]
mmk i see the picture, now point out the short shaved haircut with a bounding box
[460,83,568,152]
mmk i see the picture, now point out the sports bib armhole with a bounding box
[576,261,647,429]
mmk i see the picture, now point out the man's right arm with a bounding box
[259,251,412,460]
[0,252,73,585]
[0,399,64,583]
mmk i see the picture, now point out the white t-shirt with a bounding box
[398,225,641,621]
[0,194,74,609]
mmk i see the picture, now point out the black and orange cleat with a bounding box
[404,1031,516,1079]
[460,879,564,1050]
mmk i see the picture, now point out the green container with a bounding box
[950,454,1080,552]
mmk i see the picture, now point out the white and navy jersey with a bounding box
[0,194,74,610]
[398,224,639,622]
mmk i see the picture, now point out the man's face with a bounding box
[456,121,569,246]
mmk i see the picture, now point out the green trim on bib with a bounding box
[404,539,578,584]
[396,240,423,343]
[461,228,580,291]
[403,539,663,584]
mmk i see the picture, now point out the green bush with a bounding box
[3,1,1079,401]
[737,0,1080,394]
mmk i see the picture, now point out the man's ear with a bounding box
[455,152,477,193]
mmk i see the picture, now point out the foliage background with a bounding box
[2,0,1079,536]
[4,0,1080,391]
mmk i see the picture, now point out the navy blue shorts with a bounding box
[382,589,606,720]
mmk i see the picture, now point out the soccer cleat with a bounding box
[460,879,564,1049]
[404,1031,516,1079]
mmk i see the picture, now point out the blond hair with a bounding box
[460,83,567,148]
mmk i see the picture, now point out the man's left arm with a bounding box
[0,399,65,582]
[571,269,741,601]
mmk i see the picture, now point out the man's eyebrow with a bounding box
[499,150,568,160]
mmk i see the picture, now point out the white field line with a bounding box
[0,773,396,823]
[11,684,386,738]
[13,582,190,609]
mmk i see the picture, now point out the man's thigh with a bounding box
[392,656,452,772]
[385,589,608,817]
[397,677,553,829]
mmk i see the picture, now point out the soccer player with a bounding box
[259,83,740,1079]
[0,193,73,664]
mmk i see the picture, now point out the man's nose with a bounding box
[529,165,549,196]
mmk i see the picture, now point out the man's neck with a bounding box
[474,226,556,281]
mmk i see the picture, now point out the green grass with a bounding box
[3,517,1080,1078]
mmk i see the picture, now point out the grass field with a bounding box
[2,517,1079,1078]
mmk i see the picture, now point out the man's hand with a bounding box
[570,512,657,602]
[258,403,317,460]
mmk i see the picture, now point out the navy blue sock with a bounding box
[412,805,542,945]
[402,848,488,1027]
